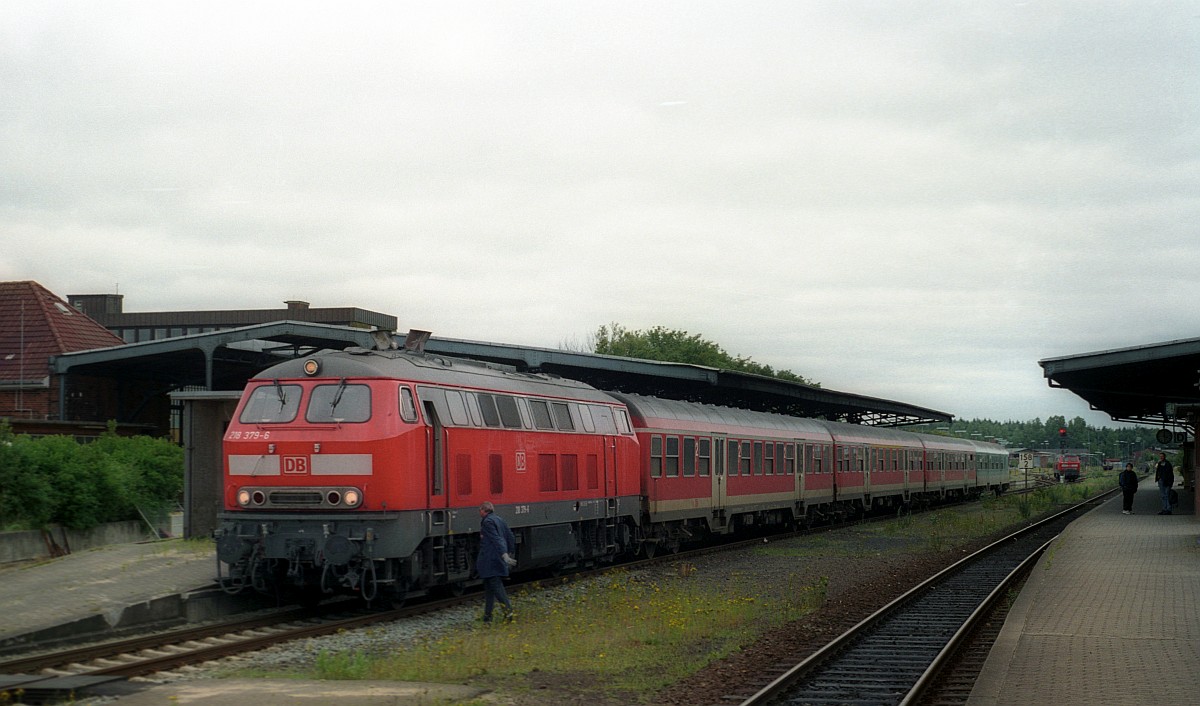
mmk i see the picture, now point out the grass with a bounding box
[308,569,828,701]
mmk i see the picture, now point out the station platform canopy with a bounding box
[51,323,952,427]
[1039,336,1200,425]
[422,335,949,427]
[50,321,385,391]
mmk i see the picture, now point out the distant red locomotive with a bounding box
[216,344,1009,603]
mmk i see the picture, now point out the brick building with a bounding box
[0,281,133,437]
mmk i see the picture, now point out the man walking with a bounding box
[1155,452,1174,515]
[477,501,517,623]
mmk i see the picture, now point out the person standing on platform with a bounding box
[1155,452,1174,515]
[477,501,517,623]
[1118,462,1139,514]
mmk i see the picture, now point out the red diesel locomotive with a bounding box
[216,344,1008,603]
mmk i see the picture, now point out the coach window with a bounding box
[698,438,712,476]
[444,390,469,426]
[477,393,502,427]
[785,443,795,475]
[552,402,574,431]
[495,395,523,429]
[740,442,752,475]
[650,436,663,478]
[763,442,774,475]
[529,400,554,430]
[589,405,619,435]
[616,409,633,434]
[465,393,483,426]
[683,437,696,477]
[306,383,371,423]
[399,387,418,423]
[515,398,533,429]
[579,405,596,433]
[727,440,741,477]
[665,436,680,477]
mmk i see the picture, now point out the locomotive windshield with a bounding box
[239,382,302,423]
[306,383,371,423]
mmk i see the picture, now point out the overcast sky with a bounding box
[3,1,1198,427]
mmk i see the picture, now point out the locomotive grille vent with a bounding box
[269,491,324,506]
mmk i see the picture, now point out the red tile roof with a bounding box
[0,281,125,384]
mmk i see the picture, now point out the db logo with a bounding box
[283,456,309,474]
[514,451,526,472]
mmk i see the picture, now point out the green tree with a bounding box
[591,323,818,386]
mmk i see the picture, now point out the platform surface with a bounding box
[968,481,1198,705]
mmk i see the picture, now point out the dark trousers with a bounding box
[1122,489,1135,512]
[482,576,511,621]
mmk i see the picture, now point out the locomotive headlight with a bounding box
[343,488,362,507]
[237,489,251,507]
[303,359,320,376]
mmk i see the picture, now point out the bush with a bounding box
[0,423,55,530]
[0,422,183,532]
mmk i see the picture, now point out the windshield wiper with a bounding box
[273,379,286,410]
[329,377,348,414]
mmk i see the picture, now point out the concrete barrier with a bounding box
[0,521,151,565]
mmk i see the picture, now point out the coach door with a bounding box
[711,436,728,519]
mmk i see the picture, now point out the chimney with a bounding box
[285,300,310,314]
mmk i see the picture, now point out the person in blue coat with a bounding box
[477,501,517,623]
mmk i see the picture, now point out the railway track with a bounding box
[735,492,1110,706]
[0,597,471,704]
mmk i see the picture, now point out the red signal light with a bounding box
[1058,428,1067,436]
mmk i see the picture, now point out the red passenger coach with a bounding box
[822,421,925,513]
[217,347,641,604]
[614,393,833,550]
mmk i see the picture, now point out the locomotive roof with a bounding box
[251,347,618,403]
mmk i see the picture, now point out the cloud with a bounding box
[3,1,1198,428]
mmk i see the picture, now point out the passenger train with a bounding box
[215,343,1009,603]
